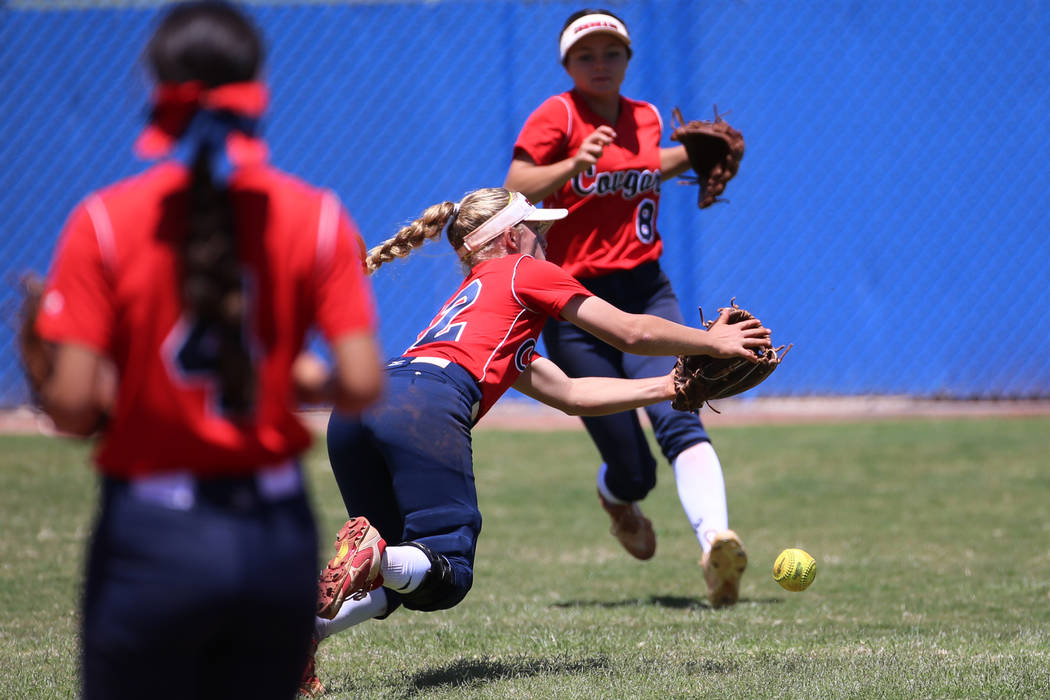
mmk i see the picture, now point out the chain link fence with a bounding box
[2,0,1048,405]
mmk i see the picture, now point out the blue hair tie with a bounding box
[171,109,261,185]
[440,201,461,240]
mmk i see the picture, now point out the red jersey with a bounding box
[512,90,665,278]
[37,161,376,478]
[403,254,591,420]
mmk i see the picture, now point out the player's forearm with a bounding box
[616,315,723,357]
[43,402,104,436]
[327,334,385,414]
[504,158,580,203]
[513,357,673,416]
[568,297,716,357]
[41,377,107,436]
[566,296,721,358]
[557,374,675,416]
[41,343,109,437]
[660,145,691,180]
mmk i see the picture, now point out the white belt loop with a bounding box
[127,460,301,509]
[131,471,196,510]
[410,356,451,368]
[257,459,301,500]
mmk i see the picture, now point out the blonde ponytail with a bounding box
[366,201,456,273]
[366,187,514,273]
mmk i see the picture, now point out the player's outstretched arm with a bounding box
[561,295,771,360]
[40,343,112,436]
[512,356,673,416]
[659,145,691,180]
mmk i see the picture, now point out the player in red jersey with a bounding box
[504,8,750,608]
[301,187,771,694]
[32,3,383,698]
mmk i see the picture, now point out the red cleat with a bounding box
[316,516,386,620]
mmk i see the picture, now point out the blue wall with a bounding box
[2,0,1048,404]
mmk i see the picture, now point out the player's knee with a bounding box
[397,542,472,612]
[629,476,657,500]
[609,466,657,501]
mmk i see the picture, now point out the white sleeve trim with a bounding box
[644,101,664,135]
[509,255,538,312]
[84,194,117,274]
[315,189,340,273]
[553,95,573,142]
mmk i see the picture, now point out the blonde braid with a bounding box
[366,201,457,273]
[365,187,516,273]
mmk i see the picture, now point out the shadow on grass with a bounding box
[404,654,611,694]
[551,595,784,610]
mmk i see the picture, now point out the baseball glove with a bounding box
[670,105,745,209]
[671,299,790,412]
[17,273,55,403]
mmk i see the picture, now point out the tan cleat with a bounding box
[298,676,325,698]
[598,491,656,560]
[298,635,325,697]
[701,530,748,607]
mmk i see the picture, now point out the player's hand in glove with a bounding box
[703,307,772,359]
[670,300,791,412]
[16,273,56,405]
[17,273,116,434]
[670,106,745,209]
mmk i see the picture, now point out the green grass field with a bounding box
[2,417,1049,698]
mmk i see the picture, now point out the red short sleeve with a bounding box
[510,256,592,318]
[513,95,572,165]
[313,205,377,341]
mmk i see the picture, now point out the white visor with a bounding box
[456,192,568,259]
[559,13,631,62]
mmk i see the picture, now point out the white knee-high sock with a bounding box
[313,545,433,641]
[381,545,432,592]
[672,441,729,553]
[314,588,388,640]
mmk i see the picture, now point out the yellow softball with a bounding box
[773,548,817,592]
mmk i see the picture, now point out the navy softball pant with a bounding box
[81,467,318,700]
[327,358,483,614]
[542,260,709,502]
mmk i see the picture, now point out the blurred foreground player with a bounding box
[31,3,383,697]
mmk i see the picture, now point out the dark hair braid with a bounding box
[149,1,262,416]
[184,146,254,415]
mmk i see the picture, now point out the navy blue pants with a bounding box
[543,261,709,502]
[327,359,483,614]
[81,475,318,700]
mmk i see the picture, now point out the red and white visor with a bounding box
[559,13,631,61]
[456,192,567,259]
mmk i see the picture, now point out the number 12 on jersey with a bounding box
[408,279,482,350]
